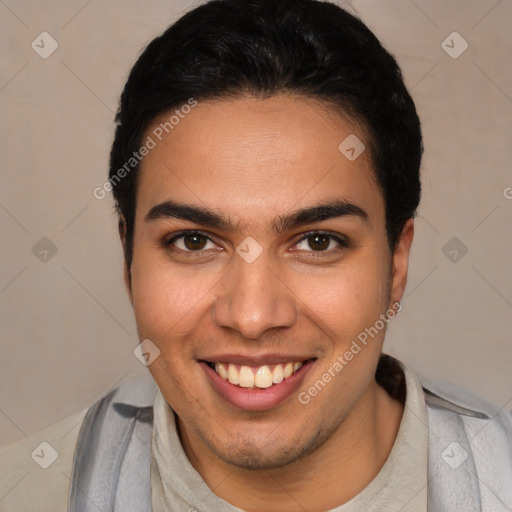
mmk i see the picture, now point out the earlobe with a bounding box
[118,217,133,302]
[389,218,414,307]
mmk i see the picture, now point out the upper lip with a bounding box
[198,353,315,366]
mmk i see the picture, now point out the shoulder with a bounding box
[418,372,512,434]
[0,373,157,512]
[416,371,512,508]
[384,354,511,457]
[0,408,88,512]
[420,374,512,459]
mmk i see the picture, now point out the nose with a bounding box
[212,256,298,339]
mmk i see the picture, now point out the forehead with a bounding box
[135,94,383,230]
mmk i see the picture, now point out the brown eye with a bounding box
[166,232,217,252]
[294,232,349,254]
[183,234,208,250]
[306,234,331,251]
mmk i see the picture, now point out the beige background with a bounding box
[0,0,511,448]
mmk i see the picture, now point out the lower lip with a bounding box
[201,360,315,412]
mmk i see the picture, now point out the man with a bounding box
[1,0,511,510]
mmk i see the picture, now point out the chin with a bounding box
[203,423,333,471]
[215,444,303,470]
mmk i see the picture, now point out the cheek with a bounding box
[129,249,215,340]
[294,253,390,342]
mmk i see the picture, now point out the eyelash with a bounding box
[164,230,350,256]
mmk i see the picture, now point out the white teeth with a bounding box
[272,364,284,384]
[214,360,306,388]
[227,363,239,385]
[216,362,228,380]
[239,366,255,388]
[255,365,273,388]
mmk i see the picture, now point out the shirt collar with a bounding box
[112,373,158,408]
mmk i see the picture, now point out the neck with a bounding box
[178,378,403,511]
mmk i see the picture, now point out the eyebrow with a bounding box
[144,199,369,233]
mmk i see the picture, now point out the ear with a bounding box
[389,218,414,306]
[118,217,133,303]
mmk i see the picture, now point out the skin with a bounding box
[120,94,414,511]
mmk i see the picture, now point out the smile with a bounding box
[200,355,316,411]
[204,361,307,389]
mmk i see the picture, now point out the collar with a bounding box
[112,373,158,408]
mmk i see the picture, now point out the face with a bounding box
[125,94,411,470]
